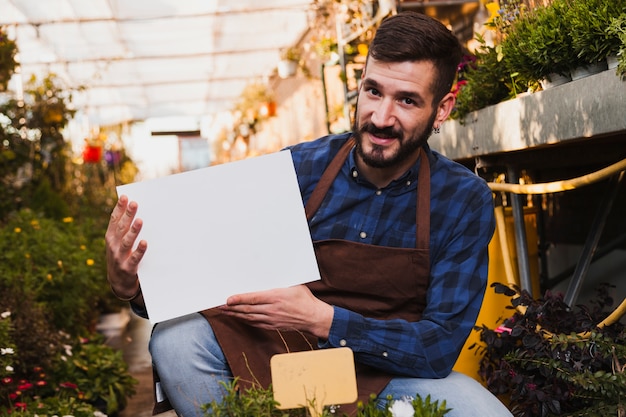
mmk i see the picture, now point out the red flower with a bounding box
[1,377,12,384]
[35,380,47,387]
[59,381,78,390]
[451,80,468,97]
[9,392,17,400]
[13,402,27,411]
[17,382,33,390]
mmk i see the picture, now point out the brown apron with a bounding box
[155,137,431,415]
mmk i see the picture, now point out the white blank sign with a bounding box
[117,150,320,323]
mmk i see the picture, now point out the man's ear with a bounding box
[433,92,455,128]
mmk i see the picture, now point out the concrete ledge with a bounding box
[431,70,626,160]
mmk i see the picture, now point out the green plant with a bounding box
[202,379,450,416]
[500,0,579,81]
[472,283,626,417]
[0,27,17,91]
[1,396,104,417]
[52,335,138,415]
[608,13,626,79]
[281,46,301,62]
[0,74,75,221]
[0,311,133,416]
[566,0,624,65]
[450,36,529,123]
[0,210,117,335]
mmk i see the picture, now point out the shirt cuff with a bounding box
[324,306,366,350]
[130,301,149,319]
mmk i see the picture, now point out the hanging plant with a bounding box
[233,82,276,132]
[0,26,18,91]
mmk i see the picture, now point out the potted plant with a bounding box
[500,0,579,88]
[450,35,530,123]
[565,0,622,79]
[575,0,623,62]
[471,283,626,417]
[608,13,626,78]
[278,47,301,79]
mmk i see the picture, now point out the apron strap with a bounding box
[415,149,430,252]
[305,137,355,221]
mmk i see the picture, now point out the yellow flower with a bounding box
[14,227,21,233]
[485,1,501,29]
[80,245,86,251]
[30,220,39,226]
[57,260,63,268]
[62,217,73,223]
[86,259,95,266]
[24,253,30,259]
[47,274,53,281]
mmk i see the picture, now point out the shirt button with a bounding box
[406,180,412,186]
[340,339,347,347]
[382,351,389,358]
[352,170,358,178]
[359,231,367,239]
[375,190,382,196]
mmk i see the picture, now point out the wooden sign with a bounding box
[270,347,358,417]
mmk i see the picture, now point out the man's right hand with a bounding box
[105,194,147,303]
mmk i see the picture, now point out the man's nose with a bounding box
[370,99,396,127]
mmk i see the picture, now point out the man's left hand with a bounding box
[220,285,334,339]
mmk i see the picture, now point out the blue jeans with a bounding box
[149,313,512,417]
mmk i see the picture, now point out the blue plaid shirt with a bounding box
[287,133,495,378]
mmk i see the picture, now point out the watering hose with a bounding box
[487,157,626,195]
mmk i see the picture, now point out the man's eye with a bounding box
[367,88,381,96]
[401,98,415,105]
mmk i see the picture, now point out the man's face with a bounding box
[353,58,448,173]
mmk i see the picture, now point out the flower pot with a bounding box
[607,55,619,70]
[571,61,608,81]
[277,59,298,79]
[540,72,571,89]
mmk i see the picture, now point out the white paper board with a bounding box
[116,150,320,323]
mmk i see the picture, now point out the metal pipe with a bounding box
[507,167,534,295]
[563,171,625,306]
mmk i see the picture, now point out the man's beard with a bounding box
[352,108,436,169]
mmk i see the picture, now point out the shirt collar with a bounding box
[348,143,431,190]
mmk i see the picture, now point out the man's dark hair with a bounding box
[368,11,462,104]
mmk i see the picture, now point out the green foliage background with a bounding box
[0,27,139,416]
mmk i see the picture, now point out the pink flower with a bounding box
[495,325,512,334]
